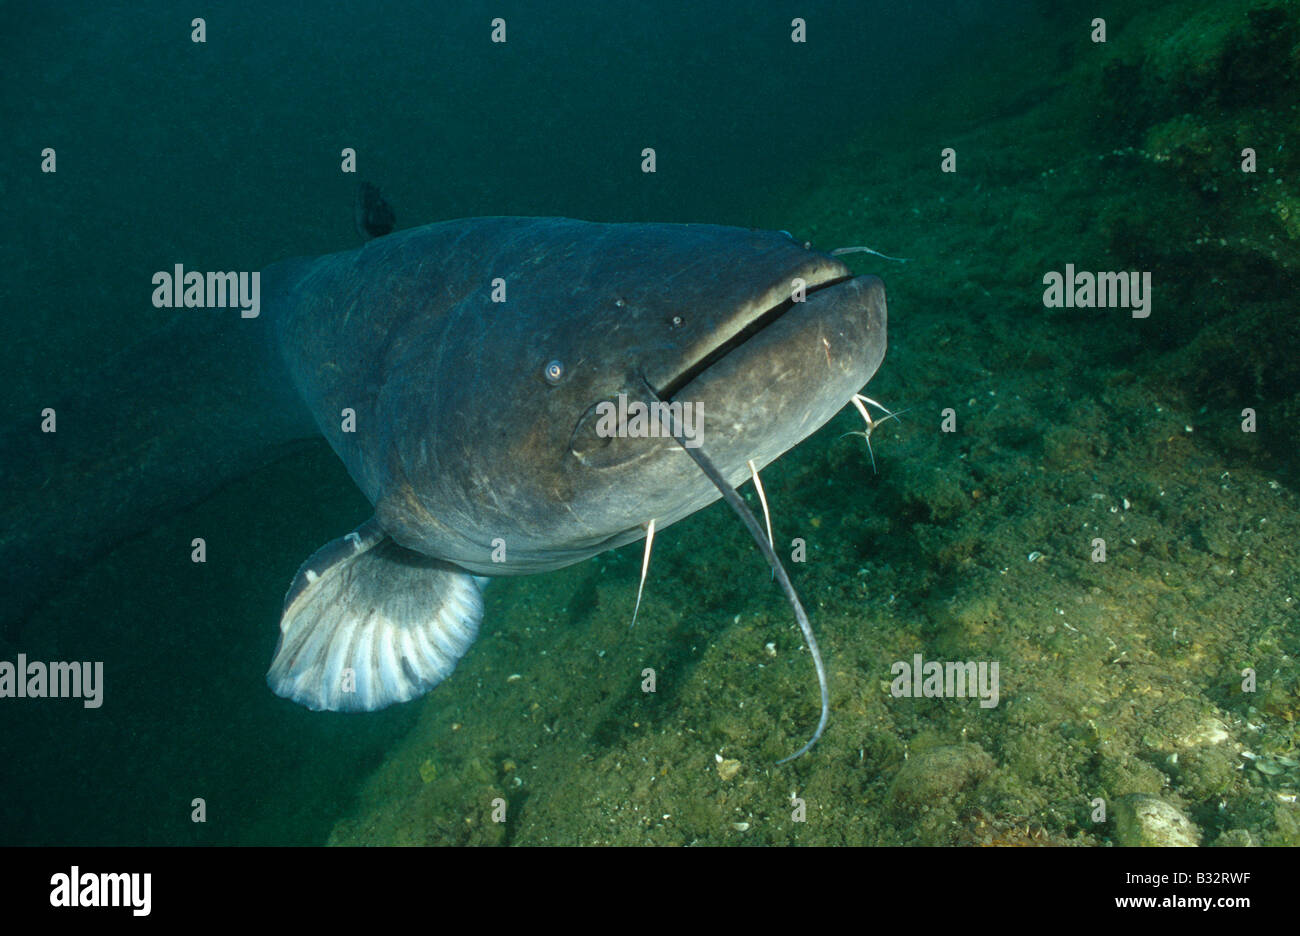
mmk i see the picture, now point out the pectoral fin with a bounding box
[267,517,482,712]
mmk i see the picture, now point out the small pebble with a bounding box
[716,758,742,781]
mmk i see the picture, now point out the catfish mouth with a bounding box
[652,271,855,401]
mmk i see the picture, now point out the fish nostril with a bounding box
[669,315,684,328]
[544,360,565,385]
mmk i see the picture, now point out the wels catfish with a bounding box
[5,200,887,761]
[263,206,887,760]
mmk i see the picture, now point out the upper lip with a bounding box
[652,267,854,400]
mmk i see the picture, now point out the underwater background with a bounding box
[2,0,1298,845]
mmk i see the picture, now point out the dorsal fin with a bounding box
[354,182,396,241]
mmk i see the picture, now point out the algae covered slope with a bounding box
[329,0,1300,846]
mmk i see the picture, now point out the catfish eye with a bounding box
[543,359,565,385]
[669,315,684,328]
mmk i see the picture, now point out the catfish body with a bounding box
[267,217,885,576]
[264,216,886,714]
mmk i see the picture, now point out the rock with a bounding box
[1211,829,1255,847]
[889,743,996,812]
[1113,794,1200,847]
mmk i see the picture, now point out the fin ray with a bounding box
[267,520,482,712]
